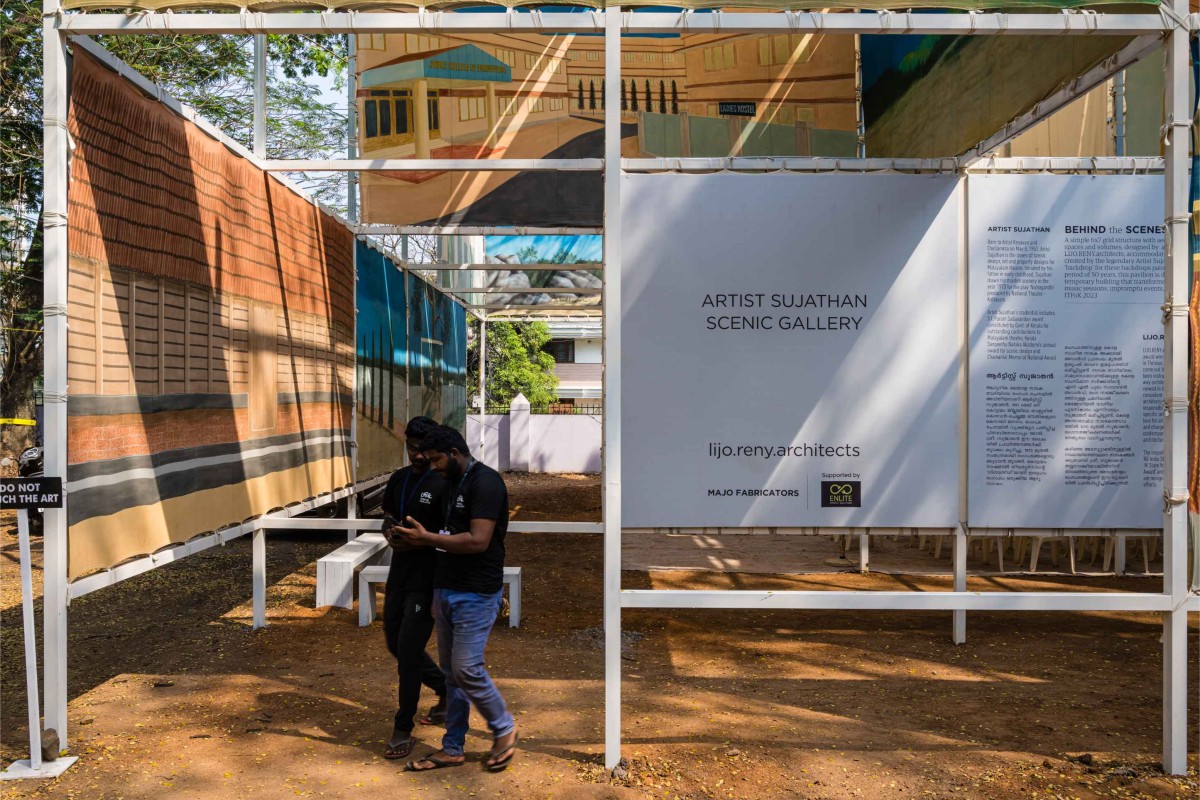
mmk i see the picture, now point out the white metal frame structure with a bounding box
[36,2,1198,780]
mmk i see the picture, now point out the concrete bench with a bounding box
[315,533,391,609]
[358,565,522,628]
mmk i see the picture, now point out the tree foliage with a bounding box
[469,320,559,409]
[0,0,347,453]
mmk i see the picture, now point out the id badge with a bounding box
[436,528,451,553]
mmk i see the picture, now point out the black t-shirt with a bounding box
[433,461,508,595]
[381,465,447,593]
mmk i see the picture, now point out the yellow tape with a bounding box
[0,418,36,426]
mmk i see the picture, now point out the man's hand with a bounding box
[384,525,413,551]
[397,516,431,547]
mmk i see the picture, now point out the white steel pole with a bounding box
[478,314,487,459]
[602,6,623,772]
[348,238,359,523]
[952,527,967,644]
[347,35,358,222]
[253,34,267,158]
[1112,70,1126,158]
[41,0,70,751]
[18,510,43,769]
[854,33,865,158]
[1160,0,1189,776]
[954,178,969,645]
[403,262,411,447]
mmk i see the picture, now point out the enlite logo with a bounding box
[820,481,861,508]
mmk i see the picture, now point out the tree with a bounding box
[601,79,605,110]
[578,79,585,110]
[620,79,627,111]
[630,78,638,111]
[644,79,652,113]
[0,3,346,455]
[588,80,596,111]
[671,80,679,114]
[658,80,666,114]
[469,320,559,409]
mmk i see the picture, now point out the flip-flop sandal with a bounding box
[383,737,416,760]
[418,703,447,726]
[485,733,519,773]
[404,756,465,772]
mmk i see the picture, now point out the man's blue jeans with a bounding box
[433,588,515,756]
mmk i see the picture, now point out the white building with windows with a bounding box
[544,318,602,408]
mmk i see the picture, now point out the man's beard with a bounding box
[443,457,463,482]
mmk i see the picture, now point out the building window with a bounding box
[546,339,575,363]
[586,51,600,61]
[703,43,736,71]
[459,96,486,122]
[529,96,545,113]
[623,52,635,63]
[502,97,520,116]
[361,34,386,50]
[364,101,378,137]
[550,97,564,111]
[378,99,392,135]
[494,48,516,66]
[758,34,817,67]
[363,90,414,143]
[405,34,441,53]
[646,52,660,63]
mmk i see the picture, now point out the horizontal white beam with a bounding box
[468,302,602,311]
[485,311,603,320]
[1187,594,1200,611]
[59,11,606,35]
[355,225,602,236]
[621,590,1174,612]
[622,157,959,174]
[958,33,1163,165]
[509,521,603,534]
[264,158,603,173]
[621,11,1171,36]
[65,474,389,601]
[964,156,1165,173]
[256,517,384,531]
[58,11,1175,37]
[445,287,602,295]
[413,263,605,271]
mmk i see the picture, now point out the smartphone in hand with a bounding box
[382,514,399,542]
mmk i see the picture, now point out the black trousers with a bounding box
[383,586,447,734]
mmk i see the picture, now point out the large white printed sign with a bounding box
[620,174,960,527]
[967,175,1164,528]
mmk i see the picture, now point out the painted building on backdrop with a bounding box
[355,23,858,227]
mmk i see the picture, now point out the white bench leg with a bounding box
[252,528,267,630]
[358,572,377,627]
[508,574,521,628]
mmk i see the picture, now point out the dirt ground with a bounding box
[2,473,1198,800]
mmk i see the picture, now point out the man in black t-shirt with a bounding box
[378,416,449,760]
[397,425,517,773]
